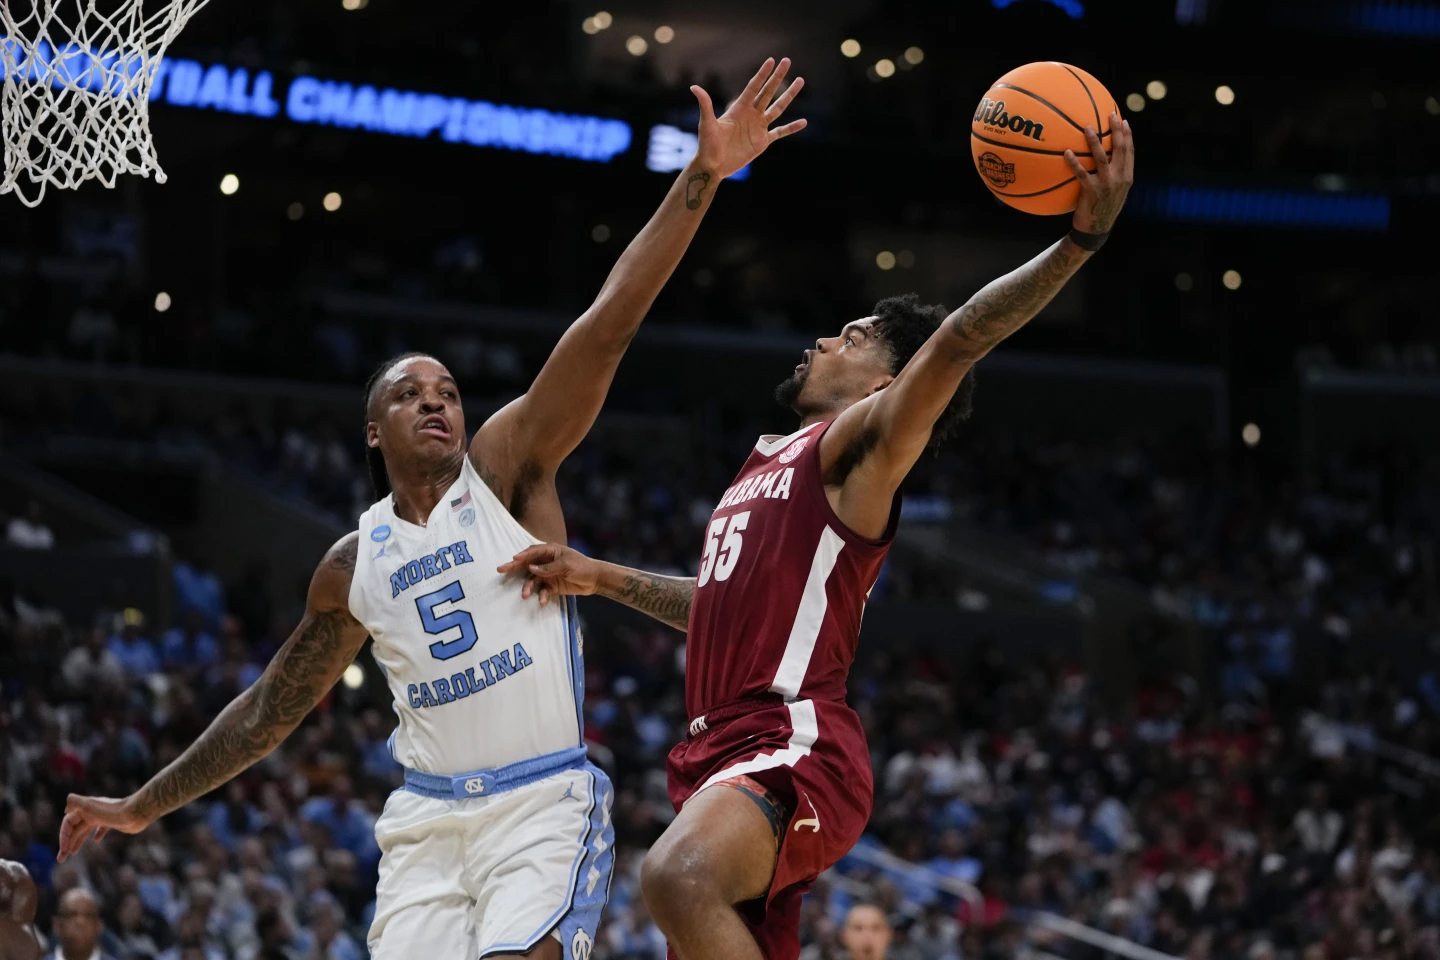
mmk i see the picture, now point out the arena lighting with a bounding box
[323,191,342,212]
[342,663,364,690]
[1174,272,1194,292]
[1427,96,1440,115]
[128,57,632,163]
[219,173,238,194]
[1131,184,1390,231]
[592,11,613,28]
[154,292,172,312]
[903,46,924,65]
[591,224,610,243]
[286,202,304,220]
[1242,423,1261,447]
[1126,93,1145,112]
[1146,80,1167,100]
[840,39,861,57]
[1222,269,1243,290]
[654,25,674,43]
[1215,84,1236,105]
[991,0,1085,19]
[874,59,895,78]
[646,125,750,180]
[876,251,896,270]
[626,35,648,56]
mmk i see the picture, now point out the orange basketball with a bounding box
[970,62,1120,216]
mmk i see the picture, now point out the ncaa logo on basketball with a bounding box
[973,98,1045,141]
[978,153,1017,188]
[778,437,810,464]
[571,928,593,960]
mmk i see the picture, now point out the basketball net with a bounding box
[0,0,210,207]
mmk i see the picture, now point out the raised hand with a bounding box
[58,794,151,862]
[691,57,806,182]
[1064,112,1135,235]
[498,544,603,607]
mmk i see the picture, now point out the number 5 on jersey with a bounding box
[698,511,749,587]
[415,581,479,660]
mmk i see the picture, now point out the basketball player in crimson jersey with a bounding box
[502,117,1135,959]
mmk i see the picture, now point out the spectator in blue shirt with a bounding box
[925,829,983,890]
[206,783,266,851]
[172,560,225,632]
[160,610,220,673]
[298,778,377,867]
[106,610,158,678]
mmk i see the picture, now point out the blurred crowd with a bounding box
[6,546,1440,960]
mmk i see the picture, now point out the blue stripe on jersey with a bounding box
[563,596,584,743]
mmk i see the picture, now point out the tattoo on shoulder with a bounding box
[685,171,712,210]
[329,536,358,573]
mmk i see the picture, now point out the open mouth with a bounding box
[418,415,451,438]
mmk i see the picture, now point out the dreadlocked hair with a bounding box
[362,351,434,500]
[869,292,976,448]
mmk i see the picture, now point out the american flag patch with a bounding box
[450,490,472,511]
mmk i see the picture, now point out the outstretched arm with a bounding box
[499,544,694,633]
[57,535,370,861]
[825,116,1134,526]
[474,58,807,483]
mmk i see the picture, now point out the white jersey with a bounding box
[349,457,583,775]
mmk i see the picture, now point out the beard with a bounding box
[773,368,807,411]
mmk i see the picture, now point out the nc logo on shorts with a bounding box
[463,778,485,794]
[778,437,810,464]
[371,525,391,542]
[571,928,592,960]
[459,508,476,527]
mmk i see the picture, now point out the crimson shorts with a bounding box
[665,696,874,960]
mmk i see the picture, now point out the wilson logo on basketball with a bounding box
[973,98,1045,141]
[978,153,1017,188]
[777,437,810,464]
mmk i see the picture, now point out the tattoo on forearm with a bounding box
[131,606,358,820]
[948,240,1088,354]
[605,573,694,632]
[685,171,712,210]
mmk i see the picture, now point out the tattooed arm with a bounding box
[499,544,694,633]
[472,58,806,492]
[56,534,370,861]
[820,115,1135,535]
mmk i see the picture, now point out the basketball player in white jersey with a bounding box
[54,57,807,960]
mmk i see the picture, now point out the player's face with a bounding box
[368,357,466,463]
[775,317,893,415]
[841,905,892,960]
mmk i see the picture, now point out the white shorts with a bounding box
[368,761,614,960]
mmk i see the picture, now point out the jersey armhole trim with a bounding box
[802,422,901,550]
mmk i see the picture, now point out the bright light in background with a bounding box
[582,17,600,34]
[1241,423,1261,447]
[874,58,895,78]
[323,192,342,212]
[1146,80,1168,100]
[591,224,610,243]
[903,46,924,65]
[1215,84,1235,105]
[1222,269,1242,290]
[897,250,915,268]
[840,38,861,57]
[1175,272,1194,292]
[154,292,171,313]
[1427,96,1440,115]
[626,35,648,56]
[654,25,674,43]
[287,202,304,220]
[219,173,239,195]
[342,663,364,690]
[1126,93,1146,112]
[876,250,896,270]
[341,0,368,9]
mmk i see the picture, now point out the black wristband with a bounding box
[1067,227,1110,252]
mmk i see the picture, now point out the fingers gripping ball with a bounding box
[971,62,1120,215]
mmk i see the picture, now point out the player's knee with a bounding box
[640,841,718,922]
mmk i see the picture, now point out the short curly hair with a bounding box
[869,293,976,447]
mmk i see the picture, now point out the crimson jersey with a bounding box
[684,421,897,715]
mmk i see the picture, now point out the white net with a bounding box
[0,0,211,207]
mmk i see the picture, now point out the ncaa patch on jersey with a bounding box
[459,508,476,527]
[371,525,391,542]
[778,436,810,464]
